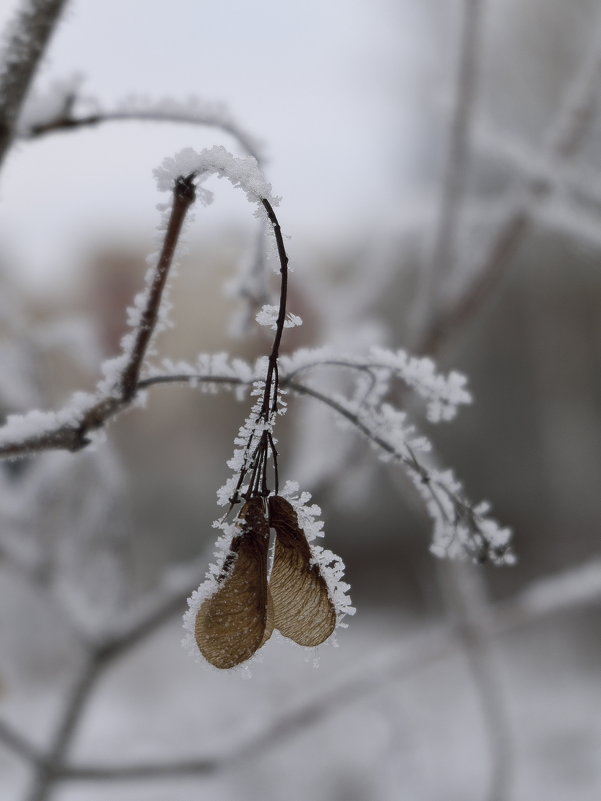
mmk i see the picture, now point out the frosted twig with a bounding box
[0,175,196,459]
[0,0,69,168]
[19,96,265,164]
[51,557,601,783]
[418,19,601,355]
[286,379,512,564]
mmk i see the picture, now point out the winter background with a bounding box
[0,0,600,800]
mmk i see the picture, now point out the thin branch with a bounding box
[286,379,501,558]
[0,175,196,459]
[24,653,104,801]
[418,18,601,355]
[259,198,289,418]
[0,0,69,168]
[22,105,264,165]
[119,175,196,400]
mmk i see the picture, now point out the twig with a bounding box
[22,106,264,165]
[119,175,196,400]
[0,0,69,168]
[0,175,196,459]
[418,18,601,355]
[24,653,104,801]
[285,379,500,557]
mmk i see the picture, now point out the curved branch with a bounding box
[22,104,264,165]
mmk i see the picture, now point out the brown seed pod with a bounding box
[268,495,336,647]
[195,497,272,669]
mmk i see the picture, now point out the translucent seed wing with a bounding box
[268,495,336,646]
[195,498,270,669]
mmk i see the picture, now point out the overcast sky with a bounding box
[0,0,426,292]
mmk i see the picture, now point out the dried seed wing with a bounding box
[195,498,270,669]
[268,495,336,646]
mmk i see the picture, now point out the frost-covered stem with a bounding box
[260,198,289,419]
[24,653,103,801]
[54,557,601,783]
[418,19,601,355]
[416,0,484,327]
[0,175,196,458]
[227,199,289,504]
[438,562,512,801]
[0,0,68,169]
[287,380,458,526]
[119,175,196,400]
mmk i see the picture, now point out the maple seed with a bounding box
[195,497,273,669]
[268,495,336,646]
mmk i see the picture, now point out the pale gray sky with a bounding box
[0,0,425,292]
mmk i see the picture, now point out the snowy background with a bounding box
[0,0,600,799]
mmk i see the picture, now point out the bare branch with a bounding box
[20,99,265,164]
[119,176,196,400]
[418,18,601,355]
[0,0,69,168]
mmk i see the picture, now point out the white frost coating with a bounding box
[279,345,472,423]
[281,480,356,628]
[411,467,515,566]
[96,204,194,398]
[154,145,278,209]
[148,354,255,399]
[255,304,303,330]
[0,391,95,451]
[111,95,266,161]
[293,380,513,565]
[181,520,239,663]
